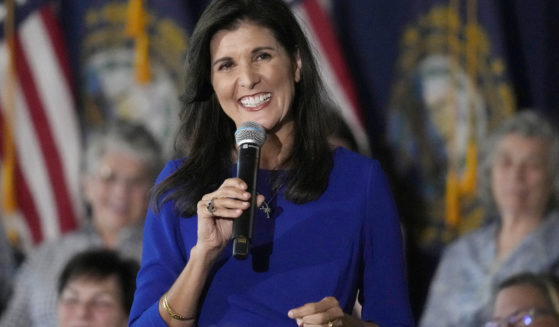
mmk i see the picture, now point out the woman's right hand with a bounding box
[196,178,263,257]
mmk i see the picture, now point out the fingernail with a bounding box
[287,310,293,318]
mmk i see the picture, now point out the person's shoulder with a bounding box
[18,229,90,273]
[543,210,559,230]
[538,210,559,250]
[333,147,379,170]
[330,148,387,190]
[32,229,92,256]
[155,158,185,183]
[443,222,496,256]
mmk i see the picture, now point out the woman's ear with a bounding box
[294,50,302,83]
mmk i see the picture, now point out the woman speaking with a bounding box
[129,0,414,326]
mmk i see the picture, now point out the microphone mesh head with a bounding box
[235,121,266,146]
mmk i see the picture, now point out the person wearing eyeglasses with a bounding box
[0,119,162,327]
[57,248,139,327]
[484,272,559,327]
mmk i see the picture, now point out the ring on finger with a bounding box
[206,198,216,216]
[328,320,340,327]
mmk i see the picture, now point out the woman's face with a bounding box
[491,133,552,218]
[58,275,128,327]
[491,284,559,327]
[83,150,151,233]
[210,21,301,132]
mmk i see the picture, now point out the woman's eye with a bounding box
[495,156,511,168]
[218,61,234,71]
[255,53,271,61]
[91,299,116,310]
[61,297,79,307]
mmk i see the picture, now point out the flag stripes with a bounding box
[0,106,42,243]
[0,2,81,247]
[291,0,370,155]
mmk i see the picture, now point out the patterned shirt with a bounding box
[0,222,143,327]
[419,211,559,327]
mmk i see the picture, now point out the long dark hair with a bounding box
[152,0,333,217]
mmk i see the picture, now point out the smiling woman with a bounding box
[209,22,302,169]
[209,22,301,139]
[0,119,162,327]
[82,120,163,247]
[129,0,414,326]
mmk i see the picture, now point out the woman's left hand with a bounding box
[288,297,345,327]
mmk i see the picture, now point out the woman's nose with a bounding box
[509,164,527,181]
[238,64,260,89]
[74,301,94,318]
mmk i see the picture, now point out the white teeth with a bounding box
[240,93,271,107]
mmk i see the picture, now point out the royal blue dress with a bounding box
[129,148,414,326]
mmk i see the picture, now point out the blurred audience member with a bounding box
[420,110,559,327]
[0,119,161,327]
[0,219,15,315]
[485,272,559,327]
[57,248,139,327]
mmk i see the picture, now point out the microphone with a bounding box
[232,121,266,260]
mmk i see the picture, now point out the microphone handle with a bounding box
[232,143,260,260]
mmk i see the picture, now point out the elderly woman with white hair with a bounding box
[0,119,162,327]
[420,110,559,327]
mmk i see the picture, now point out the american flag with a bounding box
[0,0,82,251]
[0,0,368,251]
[290,0,370,156]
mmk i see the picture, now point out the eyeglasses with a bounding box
[95,166,150,190]
[485,308,559,327]
[59,295,119,313]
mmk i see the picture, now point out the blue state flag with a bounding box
[386,0,515,252]
[377,0,516,316]
[500,1,559,120]
[59,0,205,159]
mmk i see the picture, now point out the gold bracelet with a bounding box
[161,293,196,321]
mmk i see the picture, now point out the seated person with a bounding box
[0,220,15,315]
[0,119,162,327]
[57,248,139,327]
[485,272,559,327]
[420,110,559,327]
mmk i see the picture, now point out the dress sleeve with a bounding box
[129,161,190,326]
[360,161,415,326]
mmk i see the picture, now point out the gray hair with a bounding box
[478,110,559,215]
[83,119,163,182]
